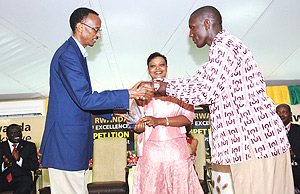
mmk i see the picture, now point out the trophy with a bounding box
[127,99,143,130]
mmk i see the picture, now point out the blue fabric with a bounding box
[40,37,129,171]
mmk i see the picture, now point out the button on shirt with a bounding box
[165,29,290,165]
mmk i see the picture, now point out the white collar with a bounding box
[72,36,88,58]
[8,140,19,147]
[286,122,292,131]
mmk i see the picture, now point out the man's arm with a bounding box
[157,46,233,106]
[2,155,12,172]
[58,52,129,111]
[58,53,153,112]
[20,142,39,171]
[290,124,300,162]
[128,81,154,101]
[0,145,13,172]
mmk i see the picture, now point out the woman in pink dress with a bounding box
[132,52,204,194]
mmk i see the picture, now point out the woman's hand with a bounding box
[134,122,146,133]
[140,116,159,127]
[132,116,159,133]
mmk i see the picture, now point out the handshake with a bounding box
[112,80,168,133]
[128,80,167,101]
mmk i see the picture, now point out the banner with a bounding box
[192,108,210,147]
[192,107,212,193]
[290,104,300,125]
[0,116,45,147]
[92,115,135,151]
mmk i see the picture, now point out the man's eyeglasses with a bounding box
[82,23,102,33]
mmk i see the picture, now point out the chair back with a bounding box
[92,137,127,182]
[193,133,206,180]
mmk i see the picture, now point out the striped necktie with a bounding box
[6,144,17,183]
[11,144,17,155]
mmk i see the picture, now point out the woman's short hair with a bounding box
[147,52,167,67]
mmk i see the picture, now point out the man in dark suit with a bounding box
[39,7,153,194]
[277,104,300,189]
[0,124,39,194]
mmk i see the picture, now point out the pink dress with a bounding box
[187,137,198,176]
[133,96,204,194]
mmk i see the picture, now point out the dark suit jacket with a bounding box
[288,123,300,162]
[288,123,300,188]
[0,140,39,185]
[40,37,129,171]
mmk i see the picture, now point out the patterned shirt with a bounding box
[166,29,290,165]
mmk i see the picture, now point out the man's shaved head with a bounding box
[188,6,222,48]
[191,6,222,26]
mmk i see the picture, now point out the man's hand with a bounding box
[129,81,154,101]
[290,148,296,157]
[12,149,20,161]
[153,80,167,96]
[3,155,12,168]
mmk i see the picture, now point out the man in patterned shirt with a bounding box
[155,6,293,194]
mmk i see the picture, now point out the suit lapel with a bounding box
[82,57,92,90]
[4,141,11,156]
[67,37,92,90]
[17,140,25,153]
